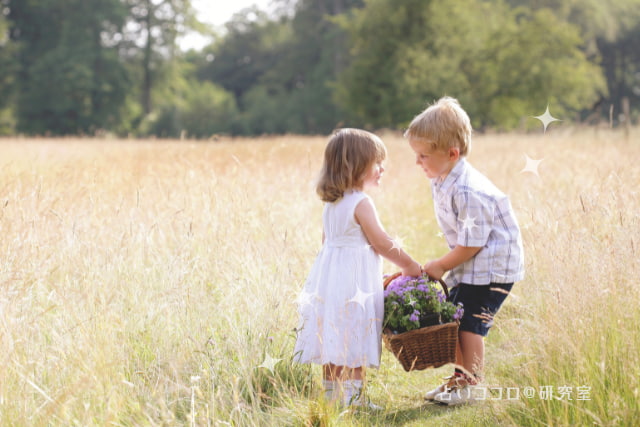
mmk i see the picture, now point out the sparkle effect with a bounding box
[296,289,316,307]
[258,353,282,374]
[389,236,404,254]
[348,287,373,309]
[459,214,478,232]
[534,105,561,133]
[521,154,544,177]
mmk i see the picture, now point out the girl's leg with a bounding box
[322,364,367,405]
[322,364,340,402]
[341,367,365,406]
[322,364,363,381]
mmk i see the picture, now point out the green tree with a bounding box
[335,0,606,130]
[7,0,131,135]
[199,8,287,102]
[0,6,16,134]
[262,0,364,133]
[333,0,433,128]
[470,7,607,129]
[146,79,239,138]
[198,0,363,135]
[506,0,640,122]
[123,0,199,117]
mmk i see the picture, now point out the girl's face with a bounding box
[361,161,385,189]
[409,139,459,180]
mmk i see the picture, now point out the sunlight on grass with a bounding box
[0,129,638,425]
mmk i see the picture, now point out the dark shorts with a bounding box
[448,282,513,337]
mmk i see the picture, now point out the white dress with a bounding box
[293,190,383,368]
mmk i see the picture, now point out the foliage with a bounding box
[123,0,199,115]
[145,79,239,138]
[197,1,363,135]
[7,0,132,135]
[507,0,640,122]
[0,0,637,135]
[383,274,463,334]
[335,0,607,130]
[470,6,607,129]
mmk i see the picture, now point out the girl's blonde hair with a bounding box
[404,96,472,156]
[316,128,387,203]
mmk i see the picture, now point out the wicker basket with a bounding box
[382,272,458,372]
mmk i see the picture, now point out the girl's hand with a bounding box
[423,261,445,280]
[402,262,422,278]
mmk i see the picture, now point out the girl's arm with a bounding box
[354,198,422,277]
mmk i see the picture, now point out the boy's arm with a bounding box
[423,245,482,280]
[355,198,422,277]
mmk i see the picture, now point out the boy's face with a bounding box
[408,139,459,180]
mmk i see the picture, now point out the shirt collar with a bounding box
[433,158,467,192]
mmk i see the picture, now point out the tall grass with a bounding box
[0,129,638,426]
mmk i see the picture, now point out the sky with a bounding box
[179,0,274,50]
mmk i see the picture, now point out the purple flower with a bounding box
[384,274,468,331]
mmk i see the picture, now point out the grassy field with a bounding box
[1,128,639,426]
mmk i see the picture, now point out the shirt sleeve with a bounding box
[452,190,494,247]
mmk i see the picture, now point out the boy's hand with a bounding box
[423,246,482,280]
[423,261,445,280]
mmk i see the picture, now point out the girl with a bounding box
[293,128,422,408]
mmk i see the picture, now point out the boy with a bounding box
[405,97,524,405]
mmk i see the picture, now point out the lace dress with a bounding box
[293,190,383,368]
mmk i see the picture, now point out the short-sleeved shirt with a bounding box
[431,158,524,287]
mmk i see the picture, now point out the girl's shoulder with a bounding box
[343,189,370,205]
[327,190,371,216]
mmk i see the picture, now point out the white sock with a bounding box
[322,379,336,401]
[342,379,363,405]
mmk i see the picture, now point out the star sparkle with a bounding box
[388,236,404,254]
[534,105,561,133]
[257,353,282,374]
[521,154,544,177]
[459,214,478,232]
[348,287,373,309]
[296,289,316,307]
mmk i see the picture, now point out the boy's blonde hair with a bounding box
[404,96,472,156]
[317,128,387,203]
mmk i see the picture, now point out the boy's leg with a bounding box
[459,330,484,381]
[452,282,512,377]
[432,283,512,405]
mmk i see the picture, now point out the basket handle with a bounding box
[383,271,450,300]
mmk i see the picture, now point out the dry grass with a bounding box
[0,128,638,425]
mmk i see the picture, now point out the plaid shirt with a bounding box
[431,159,524,287]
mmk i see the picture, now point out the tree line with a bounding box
[0,0,638,138]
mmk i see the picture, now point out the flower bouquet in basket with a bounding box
[382,272,463,371]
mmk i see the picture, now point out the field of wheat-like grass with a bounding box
[1,129,638,426]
